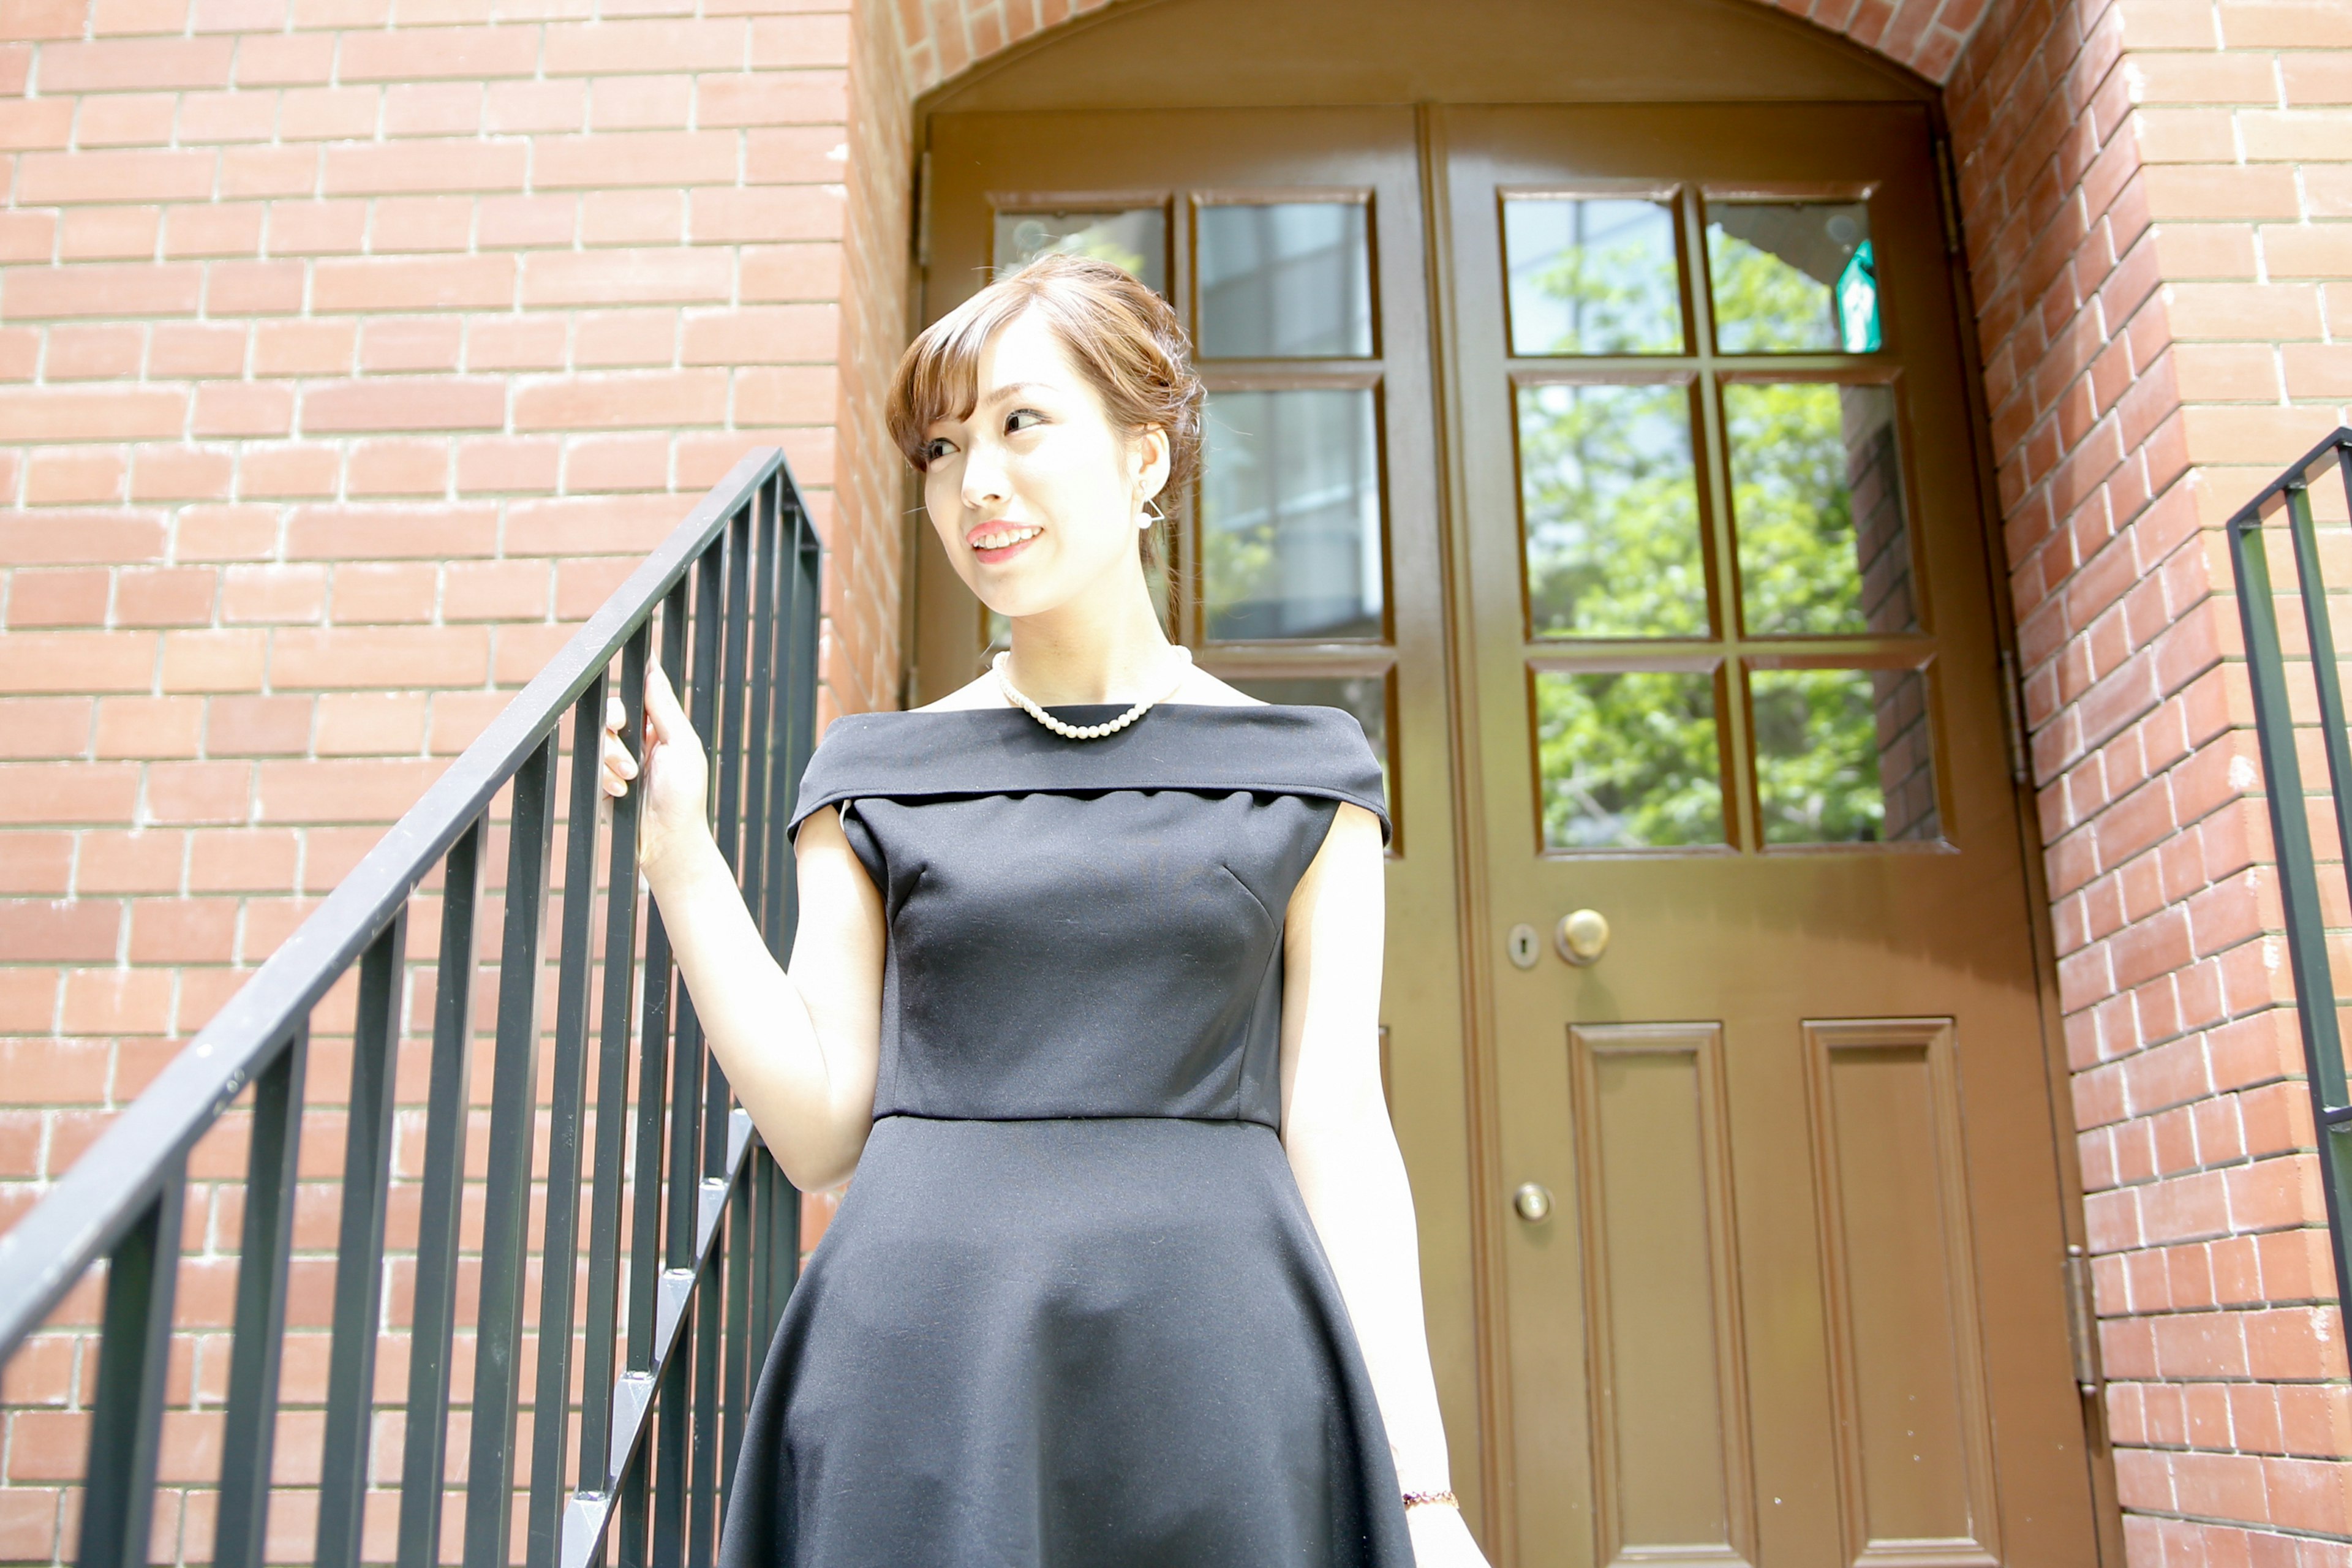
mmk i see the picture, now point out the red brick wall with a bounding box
[1947,0,2352,1555]
[0,0,909,1551]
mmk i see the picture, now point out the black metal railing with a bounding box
[2229,424,2352,1314]
[0,447,820,1568]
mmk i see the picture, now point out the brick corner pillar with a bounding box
[1949,0,2352,1556]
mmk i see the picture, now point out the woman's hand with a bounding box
[599,659,711,884]
[1408,1501,1491,1566]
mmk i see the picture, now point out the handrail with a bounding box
[0,448,820,1568]
[2226,424,2352,1313]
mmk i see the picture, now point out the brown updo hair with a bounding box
[886,252,1204,568]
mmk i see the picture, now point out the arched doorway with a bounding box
[906,3,2109,1561]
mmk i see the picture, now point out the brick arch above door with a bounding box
[900,0,1991,93]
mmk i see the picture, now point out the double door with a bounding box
[919,102,2101,1567]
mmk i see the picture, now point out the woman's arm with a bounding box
[1280,803,1488,1565]
[603,663,884,1190]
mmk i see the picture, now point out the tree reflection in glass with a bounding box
[1201,389,1385,641]
[1727,383,1915,637]
[1504,197,1684,356]
[1516,381,1706,639]
[1749,666,1938,844]
[1536,668,1725,849]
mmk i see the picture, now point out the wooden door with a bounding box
[921,107,1490,1519]
[1434,104,2099,1564]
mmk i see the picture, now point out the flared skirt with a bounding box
[715,1114,1414,1567]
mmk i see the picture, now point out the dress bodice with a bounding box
[785,703,1389,1129]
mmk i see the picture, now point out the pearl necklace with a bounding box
[992,646,1194,741]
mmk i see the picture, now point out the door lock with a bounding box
[1506,923,1541,970]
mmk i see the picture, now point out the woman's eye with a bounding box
[922,437,956,462]
[1005,408,1045,435]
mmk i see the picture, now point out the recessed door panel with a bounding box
[1807,1020,1999,1566]
[1570,1023,1754,1568]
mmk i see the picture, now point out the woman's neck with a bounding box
[1001,576,1177,706]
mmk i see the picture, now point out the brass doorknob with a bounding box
[1555,908,1610,965]
[1512,1182,1553,1223]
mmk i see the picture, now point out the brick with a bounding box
[115,566,216,626]
[5,570,109,627]
[5,263,201,320]
[0,900,121,961]
[519,247,732,306]
[322,141,528,197]
[17,151,214,205]
[287,503,494,560]
[38,37,235,91]
[358,317,464,372]
[339,26,540,81]
[513,369,727,430]
[252,756,448,823]
[313,256,514,314]
[58,205,161,260]
[270,627,490,688]
[0,630,157,692]
[300,377,506,433]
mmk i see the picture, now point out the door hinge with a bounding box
[1931,133,1964,258]
[913,149,933,270]
[2063,1243,2100,1397]
[1997,648,2031,788]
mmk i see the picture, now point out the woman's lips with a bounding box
[968,523,1041,565]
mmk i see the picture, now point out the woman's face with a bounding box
[920,306,1168,621]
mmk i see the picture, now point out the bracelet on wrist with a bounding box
[1401,1490,1458,1512]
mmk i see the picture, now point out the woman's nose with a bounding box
[960,444,1008,508]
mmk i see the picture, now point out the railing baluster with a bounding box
[582,632,650,1497]
[622,584,692,1568]
[76,1162,186,1568]
[398,817,485,1568]
[529,679,612,1568]
[466,733,560,1568]
[760,480,793,960]
[652,1320,692,1568]
[215,1023,307,1568]
[316,911,412,1568]
[688,1243,723,1568]
[742,484,778,962]
[722,1166,753,1502]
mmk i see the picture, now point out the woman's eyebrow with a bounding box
[973,380,1047,408]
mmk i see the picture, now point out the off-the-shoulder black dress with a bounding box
[712,701,1414,1568]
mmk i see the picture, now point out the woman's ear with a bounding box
[1133,425,1173,504]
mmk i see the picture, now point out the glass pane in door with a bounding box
[1196,202,1374,359]
[1750,665,1940,844]
[1534,667,1726,850]
[1200,388,1385,640]
[1516,380,1706,638]
[1502,196,1684,356]
[994,207,1168,295]
[1725,382,1917,636]
[1706,200,1877,353]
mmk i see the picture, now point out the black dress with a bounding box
[715,702,1415,1568]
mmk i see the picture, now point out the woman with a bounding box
[601,252,1487,1567]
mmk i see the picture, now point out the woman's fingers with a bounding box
[601,732,637,790]
[644,659,692,745]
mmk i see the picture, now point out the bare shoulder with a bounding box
[1168,666,1265,707]
[913,671,1010,712]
